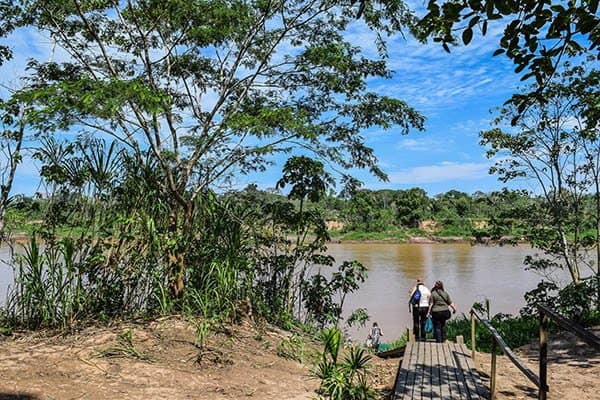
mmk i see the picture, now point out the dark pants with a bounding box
[412,306,429,341]
[432,309,451,343]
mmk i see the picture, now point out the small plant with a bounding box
[97,329,151,361]
[153,279,174,316]
[194,319,212,349]
[312,327,376,400]
[277,333,306,362]
[0,313,12,336]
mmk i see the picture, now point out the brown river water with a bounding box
[0,242,569,343]
[324,242,571,343]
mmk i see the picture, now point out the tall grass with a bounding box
[184,261,239,320]
[7,235,85,329]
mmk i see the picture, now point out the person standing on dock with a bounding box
[427,280,457,343]
[409,279,431,342]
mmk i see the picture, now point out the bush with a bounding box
[446,313,540,353]
[313,327,376,400]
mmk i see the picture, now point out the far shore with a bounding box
[328,235,526,246]
[2,231,526,248]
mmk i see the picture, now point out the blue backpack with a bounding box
[410,285,422,305]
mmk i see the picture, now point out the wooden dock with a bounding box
[392,341,487,399]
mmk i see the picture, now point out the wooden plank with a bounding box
[452,342,480,400]
[460,344,486,398]
[456,343,486,399]
[409,342,425,399]
[423,341,434,399]
[437,343,452,400]
[414,341,427,399]
[443,341,463,400]
[450,342,473,400]
[398,341,419,400]
[429,343,441,399]
[538,303,600,351]
[394,341,488,400]
[394,341,415,399]
[478,318,541,389]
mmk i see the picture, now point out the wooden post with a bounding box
[408,328,415,343]
[471,312,476,362]
[539,311,548,400]
[491,339,497,400]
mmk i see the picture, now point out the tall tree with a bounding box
[481,64,600,284]
[0,2,26,240]
[13,0,425,292]
[394,187,430,228]
[0,99,26,240]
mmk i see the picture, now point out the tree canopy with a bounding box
[8,0,424,220]
[417,0,599,82]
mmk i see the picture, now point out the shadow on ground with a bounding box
[0,394,40,400]
[517,327,600,367]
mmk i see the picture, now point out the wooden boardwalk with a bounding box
[392,341,487,399]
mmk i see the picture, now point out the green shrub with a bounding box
[313,327,376,400]
[446,314,540,353]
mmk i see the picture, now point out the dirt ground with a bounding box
[473,327,600,400]
[1,320,598,400]
[0,318,319,400]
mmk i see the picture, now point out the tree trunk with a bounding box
[560,230,580,284]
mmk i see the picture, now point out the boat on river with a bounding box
[375,343,406,358]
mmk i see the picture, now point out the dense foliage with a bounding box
[0,2,597,371]
[482,63,600,285]
[0,0,426,331]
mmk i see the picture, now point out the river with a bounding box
[324,242,569,342]
[0,242,568,342]
[0,245,15,305]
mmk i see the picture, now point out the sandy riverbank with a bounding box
[1,319,598,399]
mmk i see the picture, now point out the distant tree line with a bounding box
[8,184,600,243]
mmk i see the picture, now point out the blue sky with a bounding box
[2,13,530,198]
[245,18,528,196]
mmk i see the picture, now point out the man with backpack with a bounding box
[409,279,431,341]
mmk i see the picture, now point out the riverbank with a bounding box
[1,319,598,399]
[329,234,524,245]
[0,317,320,400]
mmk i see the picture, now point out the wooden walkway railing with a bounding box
[470,303,600,400]
[392,340,487,399]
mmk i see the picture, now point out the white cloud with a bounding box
[449,117,494,137]
[395,137,452,152]
[388,161,491,184]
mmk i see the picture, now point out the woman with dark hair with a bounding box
[427,280,457,343]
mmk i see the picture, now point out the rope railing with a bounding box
[470,304,600,400]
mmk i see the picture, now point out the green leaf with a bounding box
[462,28,473,45]
[468,15,480,29]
